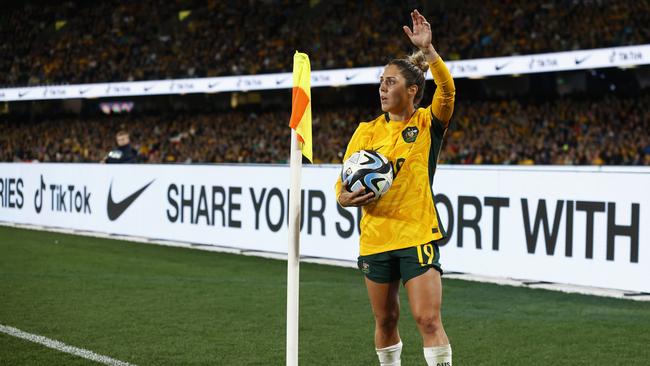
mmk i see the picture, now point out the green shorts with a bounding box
[357,242,442,284]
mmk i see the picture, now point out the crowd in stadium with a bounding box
[1,0,649,86]
[1,1,648,166]
[2,94,648,165]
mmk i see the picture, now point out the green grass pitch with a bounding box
[1,226,649,365]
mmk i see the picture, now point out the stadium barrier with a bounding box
[1,44,649,102]
[1,163,648,292]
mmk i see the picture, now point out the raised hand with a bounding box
[403,9,432,51]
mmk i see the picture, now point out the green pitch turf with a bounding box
[1,226,649,365]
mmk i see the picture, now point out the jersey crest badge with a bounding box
[402,126,419,143]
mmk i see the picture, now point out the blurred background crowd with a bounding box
[3,94,648,165]
[1,0,648,166]
[1,0,648,86]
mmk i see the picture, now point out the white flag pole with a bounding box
[287,128,302,366]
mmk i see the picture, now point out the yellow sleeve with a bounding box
[428,57,456,126]
[334,124,367,201]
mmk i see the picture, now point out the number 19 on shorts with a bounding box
[416,243,436,266]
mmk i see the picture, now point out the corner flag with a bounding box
[286,51,312,366]
[288,52,312,163]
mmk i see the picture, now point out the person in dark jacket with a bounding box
[103,130,138,163]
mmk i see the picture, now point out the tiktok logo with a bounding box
[32,175,92,215]
[34,175,46,213]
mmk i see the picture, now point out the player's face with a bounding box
[379,65,409,113]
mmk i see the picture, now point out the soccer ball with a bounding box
[341,150,393,199]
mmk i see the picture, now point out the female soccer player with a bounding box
[336,10,455,366]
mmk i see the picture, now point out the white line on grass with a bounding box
[0,324,136,366]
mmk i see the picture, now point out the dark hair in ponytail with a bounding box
[387,50,428,106]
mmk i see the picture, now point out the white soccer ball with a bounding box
[341,150,393,199]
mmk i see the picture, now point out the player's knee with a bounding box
[375,309,400,331]
[413,312,442,334]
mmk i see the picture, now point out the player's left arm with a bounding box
[427,55,455,127]
[404,10,456,127]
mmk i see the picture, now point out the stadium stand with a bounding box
[3,94,648,165]
[1,0,649,86]
[1,1,648,166]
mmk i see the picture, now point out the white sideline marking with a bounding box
[1,221,648,302]
[0,324,136,366]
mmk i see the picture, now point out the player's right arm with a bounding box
[336,124,375,207]
[338,182,375,207]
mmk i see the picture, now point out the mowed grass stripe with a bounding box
[1,226,649,365]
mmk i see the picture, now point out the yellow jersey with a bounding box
[336,57,455,256]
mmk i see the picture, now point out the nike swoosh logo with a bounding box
[275,78,289,85]
[79,88,91,95]
[208,82,220,88]
[18,91,29,98]
[575,56,590,65]
[144,85,156,91]
[345,74,358,81]
[494,62,510,71]
[107,180,154,221]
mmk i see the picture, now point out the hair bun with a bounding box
[406,50,429,73]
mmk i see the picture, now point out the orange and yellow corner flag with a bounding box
[288,51,312,163]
